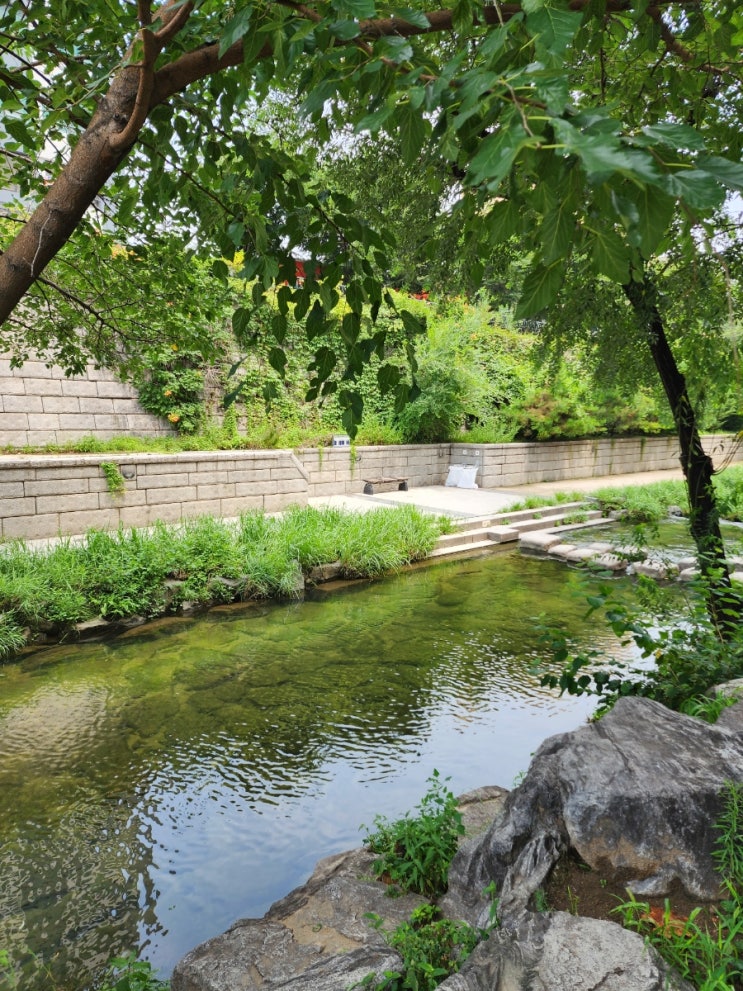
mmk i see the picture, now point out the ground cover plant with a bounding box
[362,770,465,899]
[0,506,443,660]
[361,905,483,991]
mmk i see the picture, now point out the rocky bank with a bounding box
[173,692,743,991]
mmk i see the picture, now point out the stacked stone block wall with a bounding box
[0,450,309,540]
[451,434,739,488]
[0,435,739,541]
[0,357,173,446]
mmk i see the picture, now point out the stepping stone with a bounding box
[588,553,627,572]
[487,526,520,543]
[548,543,576,558]
[520,532,564,551]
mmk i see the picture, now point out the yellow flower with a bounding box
[168,413,180,423]
[163,389,173,396]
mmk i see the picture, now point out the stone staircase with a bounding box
[428,502,607,561]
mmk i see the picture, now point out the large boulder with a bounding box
[441,912,693,991]
[442,695,743,927]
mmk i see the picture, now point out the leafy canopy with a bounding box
[1,0,742,426]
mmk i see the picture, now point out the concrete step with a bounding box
[447,501,593,533]
[428,539,500,560]
[436,529,501,549]
[510,509,604,534]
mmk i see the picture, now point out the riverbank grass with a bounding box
[0,505,444,660]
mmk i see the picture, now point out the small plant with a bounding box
[0,950,17,989]
[100,461,126,496]
[533,887,550,913]
[361,906,483,991]
[99,953,169,991]
[362,770,465,898]
[679,694,739,724]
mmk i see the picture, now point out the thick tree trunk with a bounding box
[623,275,737,639]
[0,70,143,324]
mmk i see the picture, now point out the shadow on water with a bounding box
[0,552,640,989]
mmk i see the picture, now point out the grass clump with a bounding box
[361,905,482,991]
[613,781,743,991]
[362,771,465,898]
[0,506,444,660]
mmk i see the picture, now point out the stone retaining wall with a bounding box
[0,435,738,541]
[0,356,173,446]
[451,433,739,487]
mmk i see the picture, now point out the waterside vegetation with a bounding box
[0,506,444,661]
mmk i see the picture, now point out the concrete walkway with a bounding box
[309,468,687,519]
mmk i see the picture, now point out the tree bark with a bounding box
[623,274,737,639]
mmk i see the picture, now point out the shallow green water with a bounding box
[0,552,634,989]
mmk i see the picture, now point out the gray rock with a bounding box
[547,543,575,558]
[172,847,424,991]
[519,532,564,551]
[443,697,743,928]
[442,912,693,991]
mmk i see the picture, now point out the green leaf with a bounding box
[663,169,726,211]
[515,261,565,317]
[552,120,659,184]
[377,36,414,63]
[390,7,430,29]
[332,0,376,18]
[696,154,743,194]
[485,198,521,241]
[377,363,401,393]
[399,309,426,337]
[638,122,707,152]
[590,227,630,282]
[218,6,252,58]
[527,6,583,57]
[623,185,675,256]
[4,119,35,148]
[211,259,229,281]
[311,345,337,381]
[271,312,288,344]
[468,120,539,188]
[396,102,427,164]
[540,195,576,263]
[268,347,287,376]
[232,307,253,343]
[329,19,361,40]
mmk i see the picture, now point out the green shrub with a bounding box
[362,905,482,991]
[538,579,743,715]
[135,346,205,434]
[362,771,465,897]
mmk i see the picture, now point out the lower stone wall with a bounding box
[0,356,173,446]
[451,434,739,487]
[0,435,739,541]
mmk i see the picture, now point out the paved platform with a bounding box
[309,468,688,519]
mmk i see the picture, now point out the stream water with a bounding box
[0,551,640,989]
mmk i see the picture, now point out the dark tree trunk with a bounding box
[623,274,737,640]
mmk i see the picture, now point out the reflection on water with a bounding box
[0,553,634,988]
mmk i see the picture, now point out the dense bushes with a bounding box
[0,506,444,660]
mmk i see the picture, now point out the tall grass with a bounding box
[0,506,444,660]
